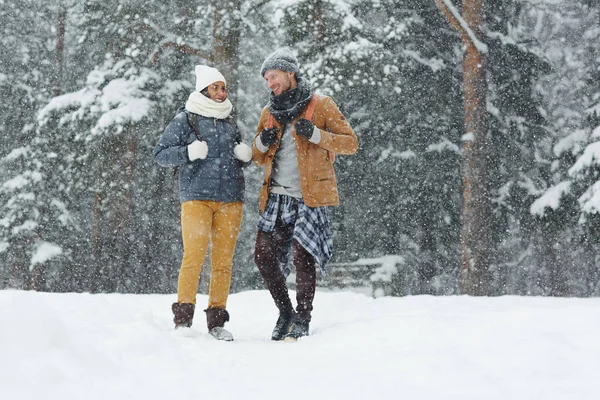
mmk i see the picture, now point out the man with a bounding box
[252,48,358,341]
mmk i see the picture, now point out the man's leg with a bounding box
[292,240,316,322]
[254,217,295,314]
[282,240,316,339]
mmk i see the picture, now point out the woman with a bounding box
[153,65,252,341]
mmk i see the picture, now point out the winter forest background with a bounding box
[1,0,599,298]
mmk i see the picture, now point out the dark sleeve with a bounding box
[153,113,191,167]
[238,158,252,169]
[235,123,242,144]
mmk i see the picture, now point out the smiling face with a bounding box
[206,81,227,102]
[263,69,297,96]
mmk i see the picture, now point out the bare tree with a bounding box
[435,0,492,295]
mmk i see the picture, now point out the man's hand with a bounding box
[260,127,279,147]
[187,140,208,161]
[294,118,315,139]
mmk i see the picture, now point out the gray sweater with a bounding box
[256,124,321,199]
[270,124,302,198]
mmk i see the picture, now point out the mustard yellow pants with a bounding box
[177,200,243,308]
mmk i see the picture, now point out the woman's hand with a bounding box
[187,140,208,161]
[234,143,252,162]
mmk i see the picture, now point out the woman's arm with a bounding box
[153,112,192,167]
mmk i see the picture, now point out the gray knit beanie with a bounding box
[260,48,300,77]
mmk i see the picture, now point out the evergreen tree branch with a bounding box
[150,42,213,64]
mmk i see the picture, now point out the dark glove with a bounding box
[294,118,314,139]
[260,127,279,147]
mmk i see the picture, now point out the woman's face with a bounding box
[206,81,227,102]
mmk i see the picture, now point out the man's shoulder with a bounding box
[313,93,334,106]
[255,105,271,129]
[259,105,270,119]
[313,93,331,100]
[313,93,339,113]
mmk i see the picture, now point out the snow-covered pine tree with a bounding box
[553,2,600,295]
[525,1,600,296]
[1,0,279,293]
[0,0,75,290]
[479,0,552,295]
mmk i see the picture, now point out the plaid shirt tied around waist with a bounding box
[257,194,332,278]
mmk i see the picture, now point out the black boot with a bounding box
[285,315,309,341]
[172,303,195,328]
[271,309,296,341]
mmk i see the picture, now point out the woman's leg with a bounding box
[207,201,243,309]
[177,201,213,304]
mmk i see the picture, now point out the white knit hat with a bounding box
[194,65,226,92]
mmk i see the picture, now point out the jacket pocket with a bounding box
[309,168,338,204]
[313,170,334,181]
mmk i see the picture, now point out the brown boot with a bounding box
[205,308,233,341]
[172,303,195,328]
[204,307,230,329]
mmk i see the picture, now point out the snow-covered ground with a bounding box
[1,289,598,400]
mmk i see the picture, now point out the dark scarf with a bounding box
[268,76,314,125]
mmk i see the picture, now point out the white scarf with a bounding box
[185,91,233,119]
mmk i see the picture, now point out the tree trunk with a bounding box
[30,264,47,291]
[212,0,242,101]
[436,0,492,295]
[54,2,67,96]
[112,126,137,291]
[150,1,243,101]
[89,191,103,292]
[9,259,29,290]
[312,0,327,53]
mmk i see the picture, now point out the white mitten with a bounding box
[234,143,252,162]
[187,140,208,161]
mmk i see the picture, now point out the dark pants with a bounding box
[254,215,316,322]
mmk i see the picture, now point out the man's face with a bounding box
[264,69,297,96]
[206,81,227,102]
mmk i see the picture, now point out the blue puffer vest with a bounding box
[153,110,248,203]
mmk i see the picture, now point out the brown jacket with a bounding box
[252,94,358,213]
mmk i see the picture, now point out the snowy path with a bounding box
[1,290,598,400]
